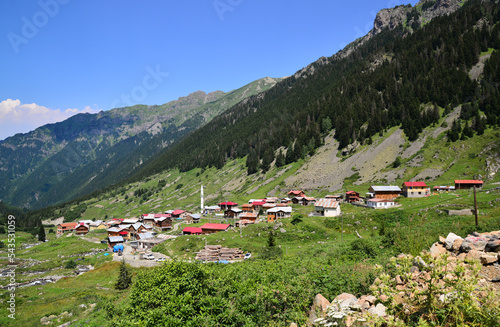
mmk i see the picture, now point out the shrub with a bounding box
[65,260,77,269]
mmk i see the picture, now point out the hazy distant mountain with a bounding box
[0,77,282,209]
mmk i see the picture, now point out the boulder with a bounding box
[307,293,330,326]
[429,242,447,257]
[480,254,498,265]
[486,240,500,252]
[334,293,357,309]
[444,233,463,250]
[368,303,387,317]
[360,295,377,305]
[465,250,482,262]
[452,238,463,251]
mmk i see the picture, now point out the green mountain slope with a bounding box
[0,77,281,209]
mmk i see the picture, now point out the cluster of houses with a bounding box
[55,179,483,249]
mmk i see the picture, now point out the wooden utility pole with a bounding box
[473,186,478,227]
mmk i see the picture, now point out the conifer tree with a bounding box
[38,225,46,242]
[275,149,285,167]
[115,259,132,290]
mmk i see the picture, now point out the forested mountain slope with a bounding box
[132,0,499,183]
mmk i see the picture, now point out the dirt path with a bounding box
[112,244,170,268]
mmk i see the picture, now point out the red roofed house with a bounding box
[182,227,202,235]
[200,223,231,234]
[171,210,187,219]
[455,180,483,190]
[218,202,238,210]
[57,222,78,235]
[288,190,305,197]
[74,223,90,235]
[402,182,430,198]
[345,191,360,203]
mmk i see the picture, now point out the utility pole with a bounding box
[473,186,478,227]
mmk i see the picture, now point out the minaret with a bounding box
[200,185,204,213]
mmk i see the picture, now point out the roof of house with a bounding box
[346,190,359,195]
[172,210,185,216]
[242,204,253,208]
[137,232,153,240]
[403,182,428,187]
[218,201,238,206]
[75,223,89,229]
[455,180,483,184]
[131,223,147,230]
[288,190,304,195]
[240,212,258,218]
[226,208,242,213]
[189,214,201,219]
[107,227,127,233]
[78,220,93,225]
[108,236,124,243]
[304,197,316,201]
[122,218,139,224]
[315,199,339,209]
[267,207,293,213]
[58,222,78,228]
[370,186,402,192]
[89,220,104,226]
[200,223,231,230]
[204,205,220,210]
[251,201,266,206]
[183,227,203,234]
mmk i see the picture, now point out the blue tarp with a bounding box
[113,244,124,252]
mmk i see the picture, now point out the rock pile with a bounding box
[195,245,244,261]
[302,230,500,327]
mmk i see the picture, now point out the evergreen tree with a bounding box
[321,117,332,134]
[261,148,274,173]
[246,149,259,175]
[38,225,46,242]
[284,141,295,165]
[275,149,285,168]
[267,230,276,248]
[115,259,132,290]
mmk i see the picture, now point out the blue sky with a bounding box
[0,0,418,140]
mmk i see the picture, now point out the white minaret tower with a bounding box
[200,185,204,213]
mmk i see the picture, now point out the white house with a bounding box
[314,199,341,217]
[366,198,396,209]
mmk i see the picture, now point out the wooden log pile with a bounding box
[195,245,244,261]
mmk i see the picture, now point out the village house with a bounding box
[242,203,256,214]
[345,191,360,203]
[107,226,130,240]
[57,222,78,235]
[314,199,341,217]
[325,195,343,202]
[251,201,266,213]
[266,207,292,222]
[239,212,258,222]
[433,185,455,192]
[455,180,483,190]
[291,196,305,205]
[281,197,292,204]
[122,218,139,224]
[368,186,402,200]
[235,219,255,227]
[108,236,124,248]
[218,201,238,210]
[366,198,397,209]
[128,223,149,238]
[141,213,157,226]
[288,190,306,197]
[171,209,188,219]
[265,197,280,204]
[74,223,90,235]
[203,205,220,214]
[106,219,122,228]
[185,213,201,224]
[137,237,166,251]
[402,182,430,198]
[303,197,316,206]
[224,208,242,219]
[182,227,203,235]
[89,220,106,231]
[200,223,231,234]
[154,215,172,231]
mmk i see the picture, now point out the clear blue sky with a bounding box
[0,0,418,140]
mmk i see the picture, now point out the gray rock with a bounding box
[444,233,463,250]
[368,303,387,317]
[280,228,286,233]
[413,256,428,269]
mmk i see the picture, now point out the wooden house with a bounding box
[185,213,201,224]
[204,205,221,214]
[402,182,430,198]
[182,227,203,235]
[154,216,172,231]
[171,210,187,219]
[218,202,238,210]
[242,204,255,214]
[433,185,455,192]
[368,186,401,200]
[108,236,124,248]
[107,226,130,240]
[455,180,483,190]
[345,191,360,203]
[288,190,305,197]
[303,197,316,206]
[314,199,341,217]
[89,220,106,231]
[266,207,292,222]
[74,223,90,235]
[224,208,242,219]
[200,223,231,234]
[291,197,304,205]
[325,195,343,202]
[239,212,258,222]
[57,222,78,235]
[251,201,266,213]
